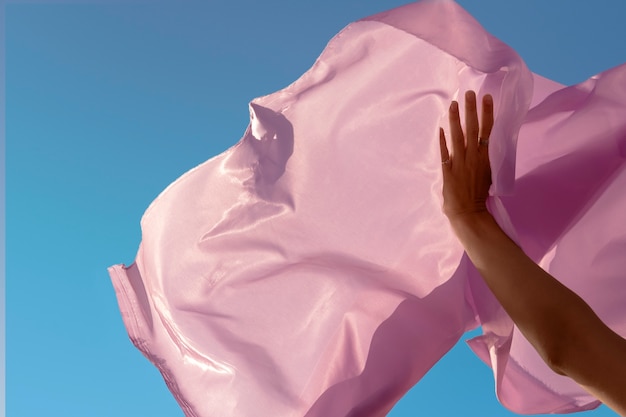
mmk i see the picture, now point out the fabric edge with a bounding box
[108,263,148,348]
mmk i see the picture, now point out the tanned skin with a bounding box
[438,91,626,415]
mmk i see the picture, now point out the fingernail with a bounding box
[450,101,458,111]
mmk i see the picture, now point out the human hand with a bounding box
[439,91,494,223]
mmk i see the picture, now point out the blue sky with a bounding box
[5,1,626,416]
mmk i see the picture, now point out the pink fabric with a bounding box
[109,1,626,415]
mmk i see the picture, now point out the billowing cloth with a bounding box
[108,1,626,415]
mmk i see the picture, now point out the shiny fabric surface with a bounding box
[108,1,626,415]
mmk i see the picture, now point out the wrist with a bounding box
[447,210,495,234]
[447,211,500,252]
[447,210,520,271]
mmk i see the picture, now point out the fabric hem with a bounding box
[108,263,146,347]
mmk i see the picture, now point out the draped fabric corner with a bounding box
[109,1,626,415]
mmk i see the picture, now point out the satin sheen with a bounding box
[109,1,626,415]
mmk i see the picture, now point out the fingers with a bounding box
[442,91,493,170]
[465,91,479,155]
[449,100,465,161]
[480,94,494,140]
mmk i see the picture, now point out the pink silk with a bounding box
[109,1,626,415]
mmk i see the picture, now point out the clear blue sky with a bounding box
[5,1,626,416]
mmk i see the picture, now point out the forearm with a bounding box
[451,212,626,413]
[450,212,602,374]
[438,91,626,414]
